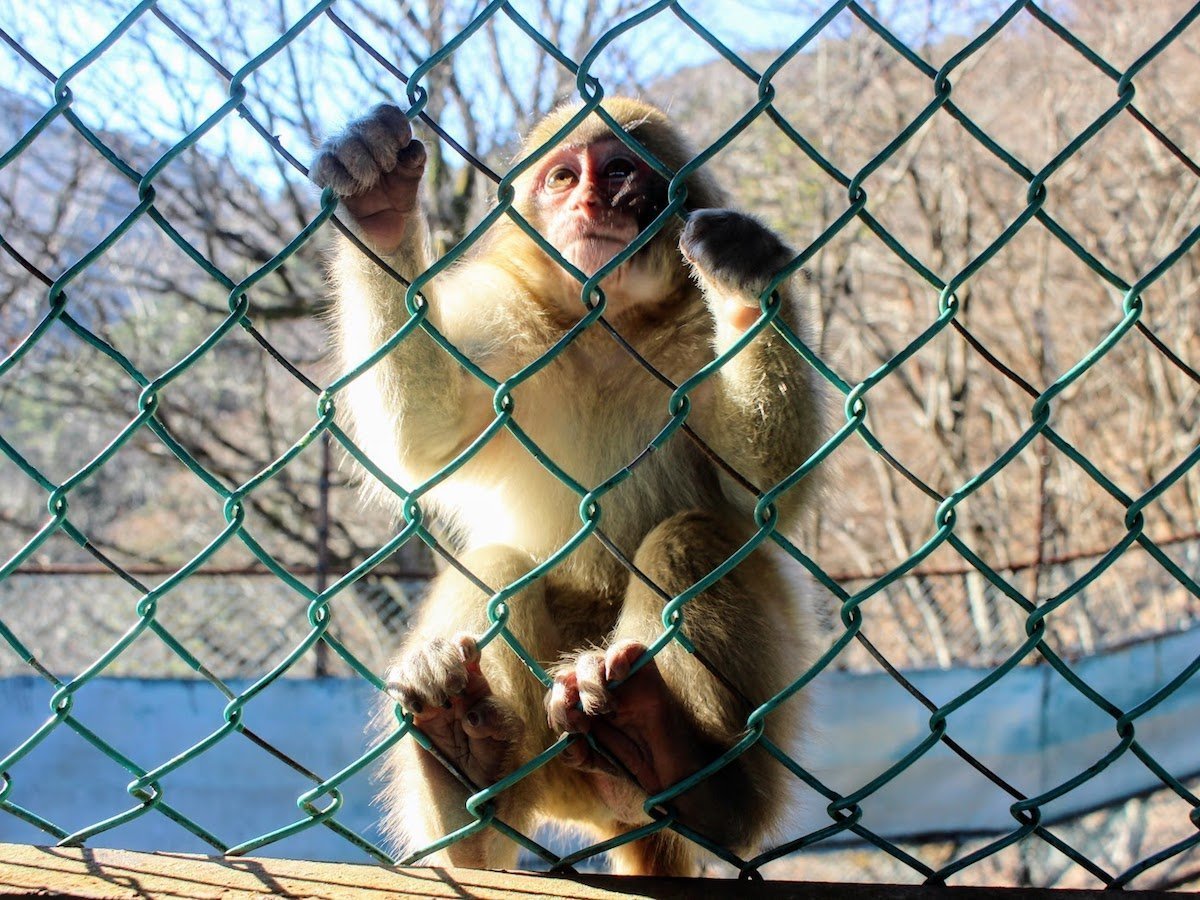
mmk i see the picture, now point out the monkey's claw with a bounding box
[385,633,479,715]
[311,104,427,254]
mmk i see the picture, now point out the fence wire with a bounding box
[1,0,1199,888]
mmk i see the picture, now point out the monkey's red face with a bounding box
[529,138,666,278]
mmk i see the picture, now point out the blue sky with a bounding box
[0,0,1000,191]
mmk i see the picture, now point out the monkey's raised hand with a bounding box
[311,103,427,255]
[680,209,796,331]
[385,633,525,788]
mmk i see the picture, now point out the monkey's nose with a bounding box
[574,187,602,211]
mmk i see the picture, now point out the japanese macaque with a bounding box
[311,97,826,877]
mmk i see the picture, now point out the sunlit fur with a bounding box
[320,97,826,876]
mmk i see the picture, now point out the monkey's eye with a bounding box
[603,158,636,179]
[545,166,577,190]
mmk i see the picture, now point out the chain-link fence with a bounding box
[2,0,1199,888]
[3,537,1198,680]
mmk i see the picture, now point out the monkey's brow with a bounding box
[545,131,646,156]
[536,137,592,156]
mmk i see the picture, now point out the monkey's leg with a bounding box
[378,545,560,869]
[547,510,810,874]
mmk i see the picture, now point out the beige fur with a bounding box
[318,97,827,876]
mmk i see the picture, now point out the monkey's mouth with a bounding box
[561,227,636,246]
[581,234,629,244]
[560,236,637,274]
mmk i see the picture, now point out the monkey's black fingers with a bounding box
[318,134,383,195]
[310,148,360,195]
[383,678,422,715]
[680,208,794,298]
[359,103,413,158]
[347,105,423,183]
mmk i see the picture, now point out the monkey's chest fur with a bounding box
[428,305,725,620]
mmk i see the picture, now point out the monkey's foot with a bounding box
[385,634,524,787]
[546,640,704,804]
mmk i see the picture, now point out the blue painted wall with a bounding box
[2,628,1197,862]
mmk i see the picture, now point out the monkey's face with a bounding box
[526,137,670,284]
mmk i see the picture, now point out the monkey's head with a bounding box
[504,97,725,313]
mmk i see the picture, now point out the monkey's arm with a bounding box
[680,210,827,525]
[314,104,483,482]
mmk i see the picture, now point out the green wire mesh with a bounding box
[2,0,1199,887]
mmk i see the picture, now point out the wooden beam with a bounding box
[0,843,1186,899]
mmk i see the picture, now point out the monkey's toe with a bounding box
[552,641,705,800]
[386,634,522,786]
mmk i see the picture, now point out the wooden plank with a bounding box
[0,843,1188,899]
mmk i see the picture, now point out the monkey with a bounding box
[310,97,827,877]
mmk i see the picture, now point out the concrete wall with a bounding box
[2,628,1198,862]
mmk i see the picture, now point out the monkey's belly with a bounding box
[438,425,711,561]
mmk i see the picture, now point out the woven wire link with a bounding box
[1,0,1198,887]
